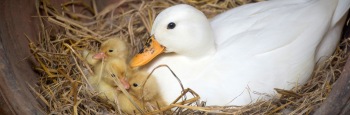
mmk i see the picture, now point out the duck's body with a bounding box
[134,0,350,105]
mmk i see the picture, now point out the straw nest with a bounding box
[29,0,350,114]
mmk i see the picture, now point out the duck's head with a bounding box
[93,38,129,60]
[131,4,215,67]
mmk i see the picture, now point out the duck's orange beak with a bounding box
[93,52,106,59]
[130,36,165,67]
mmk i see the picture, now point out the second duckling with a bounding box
[117,70,167,114]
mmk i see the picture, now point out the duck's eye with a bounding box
[133,83,138,87]
[109,49,113,52]
[167,22,176,29]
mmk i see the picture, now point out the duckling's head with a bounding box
[128,71,159,101]
[94,38,129,60]
[130,4,215,67]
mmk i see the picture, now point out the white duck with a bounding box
[130,0,350,106]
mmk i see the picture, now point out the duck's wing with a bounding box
[201,0,346,105]
[210,0,312,45]
[315,0,350,63]
[212,0,344,57]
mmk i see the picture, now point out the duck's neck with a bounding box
[178,35,216,59]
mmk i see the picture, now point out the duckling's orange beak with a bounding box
[117,77,130,91]
[120,77,130,89]
[93,52,106,59]
[130,36,165,67]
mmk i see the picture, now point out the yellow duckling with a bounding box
[82,50,99,66]
[93,38,131,89]
[85,38,131,103]
[117,70,167,114]
[84,38,166,113]
[88,73,120,102]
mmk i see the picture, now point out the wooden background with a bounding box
[0,0,117,114]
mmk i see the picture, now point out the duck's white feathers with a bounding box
[145,0,350,105]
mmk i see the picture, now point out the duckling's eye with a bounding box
[133,83,138,87]
[167,22,176,29]
[109,49,113,52]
